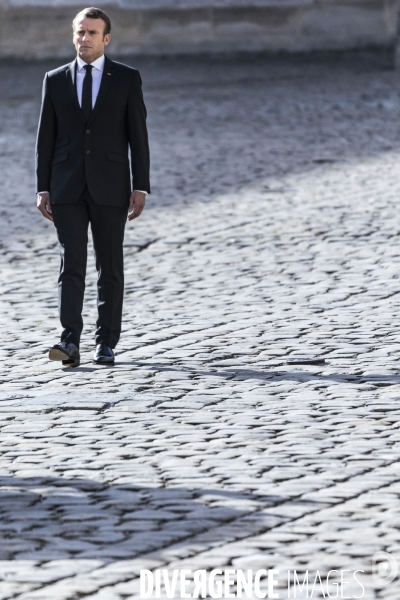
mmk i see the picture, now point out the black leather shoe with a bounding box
[49,341,80,367]
[93,343,115,364]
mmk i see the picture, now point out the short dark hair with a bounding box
[73,7,111,36]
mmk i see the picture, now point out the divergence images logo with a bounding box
[372,552,398,586]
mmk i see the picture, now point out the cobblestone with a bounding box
[0,52,400,598]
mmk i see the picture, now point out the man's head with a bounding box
[72,7,111,63]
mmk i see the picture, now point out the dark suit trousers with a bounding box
[52,187,128,349]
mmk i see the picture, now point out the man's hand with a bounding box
[128,191,146,221]
[37,192,53,222]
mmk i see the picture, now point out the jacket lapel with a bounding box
[88,56,115,125]
[66,59,86,125]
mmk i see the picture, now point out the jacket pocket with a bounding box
[52,152,68,165]
[108,152,129,165]
[55,137,70,149]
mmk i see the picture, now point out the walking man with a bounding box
[36,7,150,367]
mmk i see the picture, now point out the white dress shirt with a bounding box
[76,54,105,109]
[38,54,147,196]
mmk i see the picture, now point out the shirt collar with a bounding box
[77,54,105,72]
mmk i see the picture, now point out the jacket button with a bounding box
[86,129,90,134]
[86,150,90,154]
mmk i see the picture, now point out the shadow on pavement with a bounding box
[0,476,325,561]
[110,361,400,386]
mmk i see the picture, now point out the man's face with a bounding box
[73,17,110,63]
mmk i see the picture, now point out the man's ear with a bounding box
[104,34,111,46]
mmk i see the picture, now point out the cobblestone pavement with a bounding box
[0,52,400,598]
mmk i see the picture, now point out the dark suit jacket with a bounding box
[36,55,150,206]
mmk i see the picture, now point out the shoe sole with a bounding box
[93,359,115,365]
[62,358,80,368]
[49,348,69,361]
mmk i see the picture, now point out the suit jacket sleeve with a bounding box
[127,70,150,194]
[35,73,57,193]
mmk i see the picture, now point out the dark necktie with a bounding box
[82,64,93,123]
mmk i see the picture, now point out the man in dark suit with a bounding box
[36,7,150,367]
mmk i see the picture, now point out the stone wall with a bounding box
[0,0,398,59]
